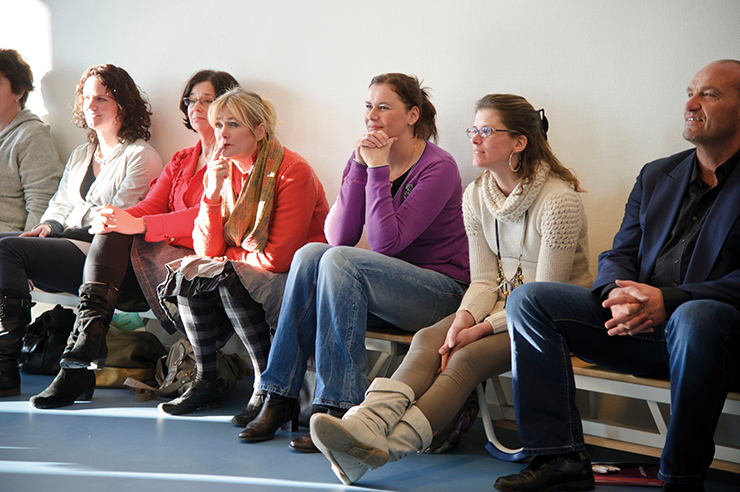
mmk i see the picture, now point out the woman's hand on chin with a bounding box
[203,144,229,204]
[358,130,396,168]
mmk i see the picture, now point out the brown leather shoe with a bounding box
[238,393,299,442]
[289,432,320,453]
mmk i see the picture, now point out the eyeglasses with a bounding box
[183,97,215,107]
[466,126,520,138]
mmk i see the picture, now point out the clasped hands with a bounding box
[354,130,397,168]
[603,280,667,336]
[438,310,492,373]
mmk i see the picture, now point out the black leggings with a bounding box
[0,232,86,294]
[0,232,144,306]
[83,232,146,308]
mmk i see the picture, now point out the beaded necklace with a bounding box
[494,211,527,304]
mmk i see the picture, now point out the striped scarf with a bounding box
[222,136,284,252]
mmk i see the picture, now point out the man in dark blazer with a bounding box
[496,59,740,492]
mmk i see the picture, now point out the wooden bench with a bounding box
[365,326,414,379]
[489,358,740,473]
[31,290,157,321]
[364,326,740,473]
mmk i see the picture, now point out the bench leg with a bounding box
[476,382,526,462]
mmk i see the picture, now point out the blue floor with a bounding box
[2,372,739,492]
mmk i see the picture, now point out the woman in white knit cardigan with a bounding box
[310,94,593,485]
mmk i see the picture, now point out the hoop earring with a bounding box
[509,152,521,173]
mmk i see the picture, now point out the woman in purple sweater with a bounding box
[237,73,470,450]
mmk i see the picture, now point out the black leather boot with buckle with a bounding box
[60,282,118,370]
[0,288,33,396]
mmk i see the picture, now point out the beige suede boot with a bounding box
[310,377,415,485]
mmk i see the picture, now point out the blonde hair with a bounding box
[208,87,277,141]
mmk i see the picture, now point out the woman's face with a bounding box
[214,106,264,164]
[0,71,21,120]
[470,108,522,171]
[364,83,418,138]
[82,76,121,138]
[186,81,216,138]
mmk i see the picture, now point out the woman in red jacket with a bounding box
[155,87,329,417]
[30,70,239,408]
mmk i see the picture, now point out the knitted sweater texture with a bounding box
[459,163,592,333]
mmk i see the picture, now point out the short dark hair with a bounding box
[0,49,34,109]
[180,70,240,131]
[72,64,152,144]
[370,73,438,142]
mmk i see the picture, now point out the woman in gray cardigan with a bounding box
[0,64,162,397]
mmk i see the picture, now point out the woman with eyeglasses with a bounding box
[30,70,239,408]
[239,73,470,448]
[310,94,593,485]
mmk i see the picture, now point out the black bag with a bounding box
[19,305,76,375]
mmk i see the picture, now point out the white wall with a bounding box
[3,0,740,270]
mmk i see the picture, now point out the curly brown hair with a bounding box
[370,73,438,143]
[0,49,34,109]
[72,64,152,145]
[476,94,582,192]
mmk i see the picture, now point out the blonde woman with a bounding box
[156,88,329,417]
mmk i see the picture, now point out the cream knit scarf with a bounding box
[480,162,550,224]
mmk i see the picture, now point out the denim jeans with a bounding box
[258,242,465,408]
[506,282,740,484]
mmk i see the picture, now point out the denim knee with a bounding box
[666,300,738,347]
[292,242,332,268]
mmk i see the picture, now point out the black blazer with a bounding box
[594,148,740,309]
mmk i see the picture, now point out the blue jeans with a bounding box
[259,243,465,408]
[506,282,740,484]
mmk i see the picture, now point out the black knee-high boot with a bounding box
[60,282,118,369]
[0,288,33,396]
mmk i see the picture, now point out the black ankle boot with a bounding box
[0,288,33,396]
[231,389,267,427]
[494,451,595,492]
[238,393,300,442]
[29,368,96,408]
[158,378,226,415]
[60,283,118,369]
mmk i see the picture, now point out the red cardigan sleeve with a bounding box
[193,149,328,273]
[124,144,204,249]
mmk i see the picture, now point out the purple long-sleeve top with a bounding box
[325,141,470,283]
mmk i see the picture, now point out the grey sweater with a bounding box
[0,109,64,231]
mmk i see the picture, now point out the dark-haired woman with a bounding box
[240,73,470,447]
[30,70,241,408]
[0,64,163,397]
[0,48,64,232]
[311,94,593,485]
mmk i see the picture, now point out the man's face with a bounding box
[683,62,740,148]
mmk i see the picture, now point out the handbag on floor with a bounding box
[123,336,252,401]
[19,305,76,375]
[94,325,167,388]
